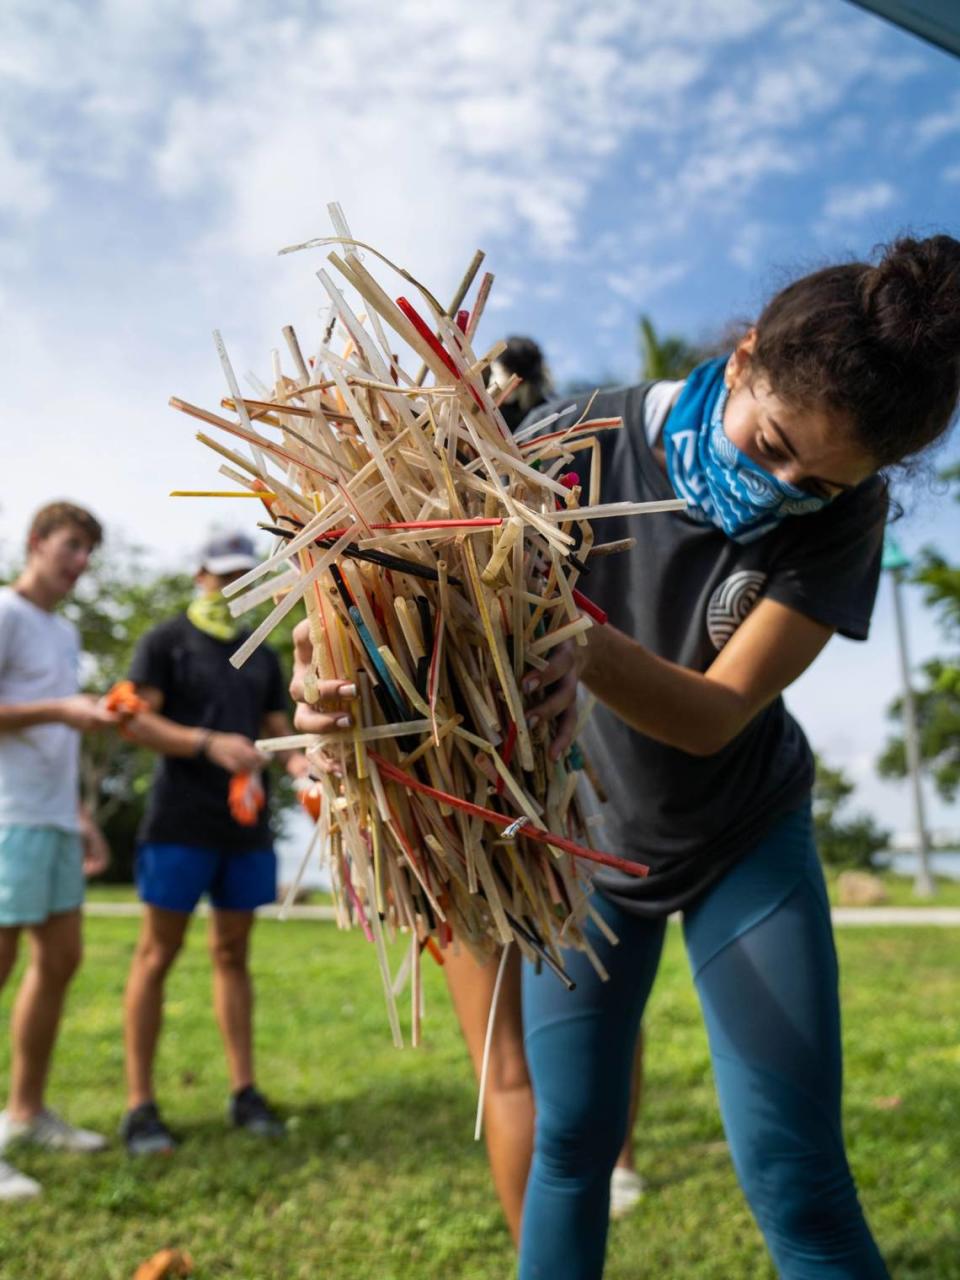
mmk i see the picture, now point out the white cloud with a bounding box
[916,93,960,148]
[728,221,772,270]
[0,136,52,218]
[943,164,960,184]
[605,260,689,303]
[822,181,897,222]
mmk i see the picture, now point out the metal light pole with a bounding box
[883,532,936,897]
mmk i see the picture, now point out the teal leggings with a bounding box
[520,805,888,1279]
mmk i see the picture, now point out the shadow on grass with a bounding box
[9,1076,483,1225]
[887,1235,960,1280]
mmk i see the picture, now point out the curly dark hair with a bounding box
[752,234,960,467]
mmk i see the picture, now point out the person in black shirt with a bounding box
[293,234,960,1279]
[118,534,312,1155]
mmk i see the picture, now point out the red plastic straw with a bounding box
[496,721,518,794]
[369,752,648,878]
[396,296,484,408]
[572,588,608,626]
[396,297,460,379]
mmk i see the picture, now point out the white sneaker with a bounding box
[0,1159,41,1201]
[0,1108,107,1154]
[610,1166,644,1219]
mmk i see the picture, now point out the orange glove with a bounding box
[228,771,265,826]
[299,782,323,822]
[102,680,149,716]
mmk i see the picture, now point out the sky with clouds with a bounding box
[1,0,959,835]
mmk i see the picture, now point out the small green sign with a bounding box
[882,531,911,572]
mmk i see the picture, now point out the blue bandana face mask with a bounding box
[662,356,828,543]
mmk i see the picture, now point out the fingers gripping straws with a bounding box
[169,204,683,1036]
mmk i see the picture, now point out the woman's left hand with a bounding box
[522,637,590,762]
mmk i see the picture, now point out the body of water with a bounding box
[875,850,960,880]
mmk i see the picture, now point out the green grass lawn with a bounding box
[0,917,957,1279]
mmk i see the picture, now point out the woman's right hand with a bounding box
[289,619,357,775]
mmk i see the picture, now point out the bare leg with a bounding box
[444,944,532,1245]
[615,1024,645,1171]
[208,910,256,1093]
[0,927,21,996]
[7,911,82,1120]
[123,906,190,1109]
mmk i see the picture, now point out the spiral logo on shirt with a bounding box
[706,571,767,650]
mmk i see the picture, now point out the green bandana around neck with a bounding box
[187,591,240,642]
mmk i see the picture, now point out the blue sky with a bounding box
[1,0,959,833]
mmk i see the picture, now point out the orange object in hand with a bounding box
[299,783,323,822]
[103,680,149,716]
[228,771,265,826]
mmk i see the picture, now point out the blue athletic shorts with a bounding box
[0,825,84,926]
[136,843,277,913]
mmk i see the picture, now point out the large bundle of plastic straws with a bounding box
[170,205,683,1044]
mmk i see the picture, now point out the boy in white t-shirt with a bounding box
[0,502,120,1200]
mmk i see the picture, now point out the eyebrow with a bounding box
[766,418,855,493]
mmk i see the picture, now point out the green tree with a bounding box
[877,466,960,803]
[813,754,890,869]
[638,315,704,380]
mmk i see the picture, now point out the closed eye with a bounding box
[758,434,835,499]
[756,431,786,461]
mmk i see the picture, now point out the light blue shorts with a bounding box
[0,825,85,927]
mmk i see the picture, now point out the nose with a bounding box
[772,460,806,490]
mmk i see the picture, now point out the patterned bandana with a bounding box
[662,356,828,544]
[186,591,240,642]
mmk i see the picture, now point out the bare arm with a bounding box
[530,598,834,759]
[0,695,118,734]
[260,709,312,778]
[123,685,267,774]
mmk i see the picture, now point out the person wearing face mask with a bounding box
[509,234,960,1279]
[291,233,960,1278]
[117,533,310,1157]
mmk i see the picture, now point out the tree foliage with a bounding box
[638,315,705,381]
[814,754,890,869]
[877,466,960,803]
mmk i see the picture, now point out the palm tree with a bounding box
[638,314,704,380]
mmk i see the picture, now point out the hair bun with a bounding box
[862,235,960,369]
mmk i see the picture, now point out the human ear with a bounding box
[726,329,758,391]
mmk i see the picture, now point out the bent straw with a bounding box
[368,753,649,879]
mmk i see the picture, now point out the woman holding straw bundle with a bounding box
[292,233,960,1278]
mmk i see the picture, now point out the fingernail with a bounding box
[336,715,352,728]
[527,714,540,729]
[341,683,357,698]
[523,676,540,695]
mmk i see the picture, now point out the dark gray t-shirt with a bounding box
[528,383,887,917]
